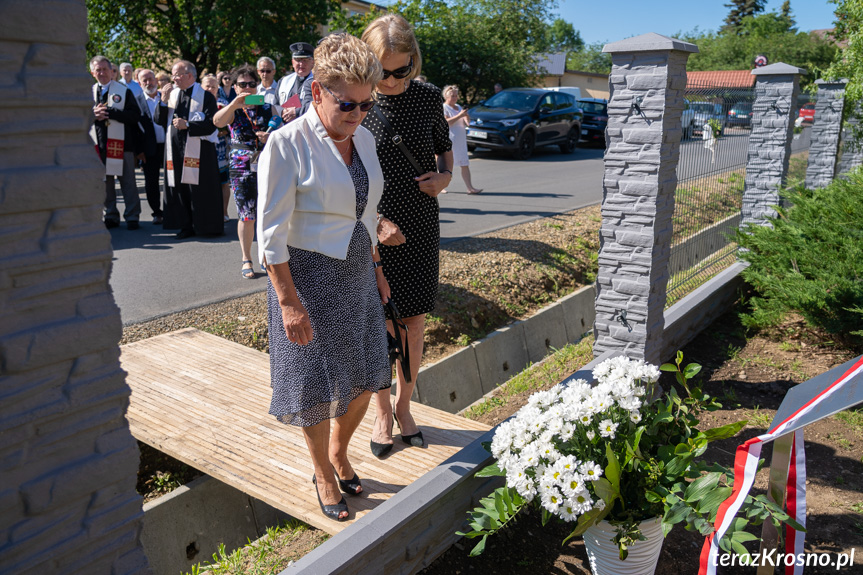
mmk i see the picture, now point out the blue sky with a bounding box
[556,0,839,46]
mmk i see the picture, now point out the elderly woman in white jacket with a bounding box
[256,33,389,523]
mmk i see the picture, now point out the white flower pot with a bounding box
[583,517,664,575]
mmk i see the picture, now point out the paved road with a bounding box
[111,144,607,325]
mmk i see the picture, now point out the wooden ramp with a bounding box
[121,328,490,534]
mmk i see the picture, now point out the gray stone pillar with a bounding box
[0,1,150,574]
[741,63,806,228]
[836,106,863,178]
[804,79,847,189]
[593,33,698,364]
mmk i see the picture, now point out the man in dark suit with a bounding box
[89,55,143,230]
[138,69,165,224]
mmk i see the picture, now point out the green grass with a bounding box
[747,406,773,429]
[183,519,326,575]
[834,409,863,435]
[462,336,595,420]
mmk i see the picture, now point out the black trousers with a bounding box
[142,142,165,218]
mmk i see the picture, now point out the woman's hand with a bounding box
[256,131,269,144]
[415,171,451,197]
[377,216,406,246]
[281,301,313,345]
[375,268,390,304]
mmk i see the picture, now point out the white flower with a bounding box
[516,480,537,502]
[540,487,565,513]
[558,501,580,521]
[593,498,606,511]
[561,472,586,497]
[586,430,596,440]
[537,441,560,463]
[580,462,603,481]
[570,489,594,514]
[559,421,575,441]
[599,419,618,439]
[630,411,642,424]
[577,413,592,426]
[519,445,541,469]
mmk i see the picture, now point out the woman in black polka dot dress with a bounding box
[361,14,453,456]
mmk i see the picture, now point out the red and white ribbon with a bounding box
[698,355,863,575]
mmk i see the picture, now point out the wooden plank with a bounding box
[121,328,490,535]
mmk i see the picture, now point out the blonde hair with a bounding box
[313,33,383,88]
[442,85,458,98]
[361,14,422,81]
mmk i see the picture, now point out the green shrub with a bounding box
[736,169,863,348]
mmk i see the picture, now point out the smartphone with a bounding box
[244,94,265,105]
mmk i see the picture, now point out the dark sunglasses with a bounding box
[236,81,257,88]
[322,84,376,113]
[382,57,413,80]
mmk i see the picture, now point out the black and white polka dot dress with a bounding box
[267,147,391,427]
[361,80,452,318]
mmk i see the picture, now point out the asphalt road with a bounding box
[110,143,607,325]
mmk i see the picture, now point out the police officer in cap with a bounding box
[276,42,315,124]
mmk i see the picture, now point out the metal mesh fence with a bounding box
[664,82,812,307]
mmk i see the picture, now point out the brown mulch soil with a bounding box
[422,311,863,575]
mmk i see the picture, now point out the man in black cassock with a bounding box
[154,60,223,239]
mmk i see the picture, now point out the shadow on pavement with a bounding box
[108,219,237,252]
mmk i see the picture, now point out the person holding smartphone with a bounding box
[213,65,274,279]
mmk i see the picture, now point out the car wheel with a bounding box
[512,130,535,160]
[559,127,579,154]
[467,144,476,153]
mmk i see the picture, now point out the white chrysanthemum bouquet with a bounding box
[459,353,802,560]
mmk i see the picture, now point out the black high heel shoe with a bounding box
[312,474,348,521]
[333,466,363,496]
[370,414,394,458]
[393,408,424,447]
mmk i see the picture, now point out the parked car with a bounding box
[577,98,608,145]
[546,86,582,100]
[797,102,815,124]
[465,88,583,160]
[726,102,753,128]
[681,99,726,139]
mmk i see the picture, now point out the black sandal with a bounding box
[312,475,348,521]
[333,466,363,496]
[394,408,424,447]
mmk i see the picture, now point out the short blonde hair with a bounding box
[313,33,383,88]
[442,85,458,98]
[361,14,422,81]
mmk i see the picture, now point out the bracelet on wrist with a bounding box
[439,169,453,176]
[373,261,383,270]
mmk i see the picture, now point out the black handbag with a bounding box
[383,299,411,385]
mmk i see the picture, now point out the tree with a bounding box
[87,0,338,74]
[334,0,558,104]
[824,0,863,143]
[722,0,767,33]
[566,42,612,74]
[542,18,584,53]
[681,8,837,89]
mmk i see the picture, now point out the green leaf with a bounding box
[663,500,690,526]
[684,472,721,502]
[541,507,551,526]
[494,492,507,519]
[660,363,678,372]
[698,486,733,517]
[564,507,606,541]
[694,517,714,535]
[645,491,662,503]
[731,530,761,543]
[456,530,487,539]
[476,462,506,477]
[605,443,621,489]
[674,443,691,455]
[730,539,751,561]
[683,363,702,380]
[665,454,694,477]
[469,535,488,557]
[593,477,617,504]
[703,420,747,442]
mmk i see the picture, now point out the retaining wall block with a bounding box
[560,285,597,342]
[415,345,483,414]
[472,324,528,395]
[522,302,568,364]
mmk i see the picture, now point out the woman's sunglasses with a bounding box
[236,81,257,88]
[382,57,413,80]
[322,84,376,113]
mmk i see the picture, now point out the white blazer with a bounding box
[256,104,384,267]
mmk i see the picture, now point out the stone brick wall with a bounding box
[741,68,801,227]
[0,1,149,573]
[593,34,696,365]
[836,106,863,178]
[804,80,846,189]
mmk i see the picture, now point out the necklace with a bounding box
[330,133,351,143]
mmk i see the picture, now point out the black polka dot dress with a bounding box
[361,80,452,318]
[267,147,391,427]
